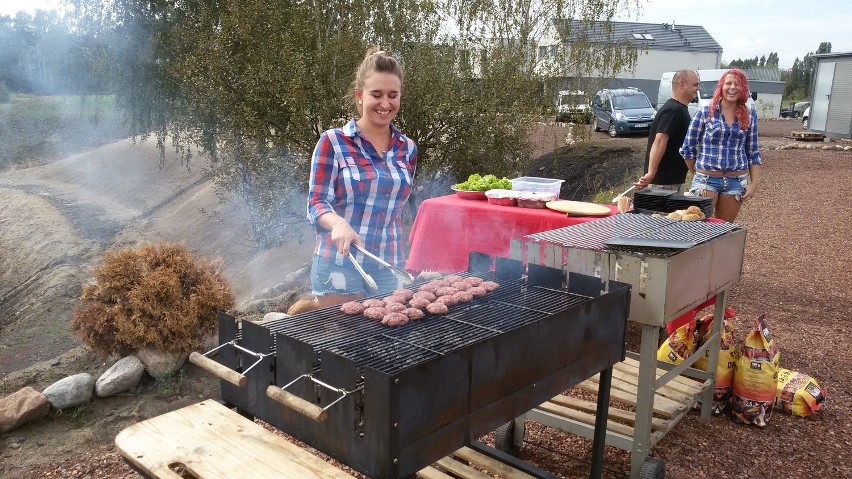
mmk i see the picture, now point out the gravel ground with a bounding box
[7,119,851,478]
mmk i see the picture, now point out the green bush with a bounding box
[71,242,235,357]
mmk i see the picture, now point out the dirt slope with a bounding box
[0,138,312,375]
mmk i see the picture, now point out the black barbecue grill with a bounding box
[195,261,631,479]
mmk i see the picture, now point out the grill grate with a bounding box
[526,213,739,256]
[252,276,594,376]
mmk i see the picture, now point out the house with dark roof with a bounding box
[538,20,723,102]
[538,19,785,117]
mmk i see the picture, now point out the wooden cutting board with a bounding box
[546,200,612,216]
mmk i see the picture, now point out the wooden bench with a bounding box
[116,400,560,479]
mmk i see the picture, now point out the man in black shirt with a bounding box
[636,69,700,192]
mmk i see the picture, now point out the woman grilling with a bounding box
[307,47,418,308]
[680,68,762,222]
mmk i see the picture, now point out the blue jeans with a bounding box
[689,173,748,199]
[310,254,402,297]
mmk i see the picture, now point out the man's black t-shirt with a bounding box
[643,98,691,185]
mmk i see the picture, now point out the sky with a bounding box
[2,0,852,69]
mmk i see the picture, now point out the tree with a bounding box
[784,42,831,100]
[70,0,642,247]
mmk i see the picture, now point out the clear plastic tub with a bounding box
[509,177,564,199]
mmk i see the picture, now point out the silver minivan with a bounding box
[591,88,656,138]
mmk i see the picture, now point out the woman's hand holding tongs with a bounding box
[324,213,362,257]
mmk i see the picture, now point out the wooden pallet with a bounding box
[533,358,703,443]
[116,400,554,479]
[790,131,825,141]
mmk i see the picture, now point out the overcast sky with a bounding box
[3,0,851,69]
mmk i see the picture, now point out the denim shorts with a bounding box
[310,254,402,297]
[689,173,748,198]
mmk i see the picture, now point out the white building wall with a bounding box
[623,49,722,80]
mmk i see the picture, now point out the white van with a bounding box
[658,69,755,117]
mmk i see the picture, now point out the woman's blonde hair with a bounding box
[348,47,404,116]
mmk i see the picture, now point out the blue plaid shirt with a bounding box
[680,103,762,171]
[307,119,417,266]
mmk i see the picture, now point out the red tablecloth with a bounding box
[406,194,617,273]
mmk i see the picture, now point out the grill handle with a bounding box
[189,352,247,388]
[267,374,362,423]
[266,386,329,423]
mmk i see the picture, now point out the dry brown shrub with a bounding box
[71,242,235,357]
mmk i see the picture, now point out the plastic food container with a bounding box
[484,189,519,206]
[516,191,557,208]
[509,177,565,199]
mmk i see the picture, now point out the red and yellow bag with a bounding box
[775,368,826,417]
[657,318,697,366]
[731,312,779,427]
[694,306,738,413]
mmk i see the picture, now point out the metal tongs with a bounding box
[352,243,415,286]
[349,254,379,293]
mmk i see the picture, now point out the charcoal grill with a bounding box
[508,213,746,478]
[195,261,630,479]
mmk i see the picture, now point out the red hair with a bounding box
[709,69,750,129]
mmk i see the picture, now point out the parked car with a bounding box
[591,87,656,138]
[780,101,810,119]
[555,90,592,123]
[802,106,810,130]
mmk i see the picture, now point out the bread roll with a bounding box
[685,205,702,215]
[681,213,702,221]
[667,211,683,220]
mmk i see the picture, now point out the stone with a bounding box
[0,387,50,433]
[42,373,95,410]
[260,312,287,323]
[95,355,145,397]
[136,347,186,379]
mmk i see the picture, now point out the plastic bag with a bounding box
[775,368,826,417]
[731,312,779,426]
[657,318,697,365]
[694,306,738,413]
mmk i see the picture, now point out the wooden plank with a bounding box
[619,358,704,394]
[417,466,455,479]
[435,457,494,479]
[590,373,690,412]
[537,400,635,437]
[575,379,685,419]
[115,400,355,479]
[603,368,695,405]
[547,395,674,432]
[451,447,536,479]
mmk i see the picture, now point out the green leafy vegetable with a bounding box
[453,173,512,192]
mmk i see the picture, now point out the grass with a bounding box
[0,94,128,170]
[50,404,91,425]
[154,370,186,397]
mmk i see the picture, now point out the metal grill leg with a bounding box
[630,323,660,478]
[589,366,613,479]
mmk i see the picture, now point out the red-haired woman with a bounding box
[680,69,761,222]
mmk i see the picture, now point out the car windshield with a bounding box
[698,81,717,100]
[613,94,651,110]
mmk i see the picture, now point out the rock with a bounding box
[42,373,95,410]
[95,355,145,397]
[0,387,50,433]
[260,312,287,323]
[136,347,186,379]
